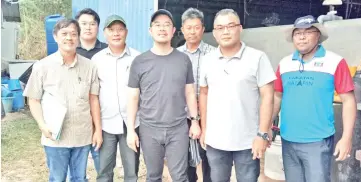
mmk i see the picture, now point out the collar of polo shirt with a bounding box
[105,46,131,58]
[181,40,205,54]
[55,51,79,68]
[77,39,103,50]
[216,42,246,60]
[291,44,326,61]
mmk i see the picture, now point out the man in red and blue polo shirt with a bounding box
[272,15,357,182]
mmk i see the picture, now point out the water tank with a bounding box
[45,14,64,55]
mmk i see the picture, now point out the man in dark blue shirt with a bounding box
[75,8,107,60]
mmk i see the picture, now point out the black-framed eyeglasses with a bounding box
[213,24,241,31]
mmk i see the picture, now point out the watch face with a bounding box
[263,134,269,140]
[258,133,268,140]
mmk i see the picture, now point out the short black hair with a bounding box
[75,8,100,25]
[53,19,81,36]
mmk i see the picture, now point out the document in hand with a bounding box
[189,138,202,167]
[41,92,67,140]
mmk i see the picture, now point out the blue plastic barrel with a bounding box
[11,90,24,111]
[1,76,9,84]
[2,97,14,113]
[1,85,13,97]
[7,79,21,91]
[1,100,5,118]
[45,14,65,55]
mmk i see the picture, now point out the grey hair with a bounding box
[214,9,241,23]
[181,7,204,25]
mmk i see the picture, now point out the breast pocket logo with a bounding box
[314,62,324,67]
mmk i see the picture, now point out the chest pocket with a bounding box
[76,80,91,101]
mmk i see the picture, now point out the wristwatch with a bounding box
[257,132,269,141]
[190,116,200,121]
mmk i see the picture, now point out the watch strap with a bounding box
[190,116,200,121]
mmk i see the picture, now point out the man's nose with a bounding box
[66,33,72,40]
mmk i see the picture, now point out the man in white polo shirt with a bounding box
[199,9,275,182]
[92,15,140,182]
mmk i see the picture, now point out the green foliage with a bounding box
[18,0,72,60]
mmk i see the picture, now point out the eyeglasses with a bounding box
[213,24,241,31]
[152,23,173,29]
[293,30,319,38]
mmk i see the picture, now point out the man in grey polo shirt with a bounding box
[177,7,215,182]
[199,9,275,182]
[127,9,201,182]
[92,15,140,182]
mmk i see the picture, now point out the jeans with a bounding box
[44,145,91,182]
[139,122,189,182]
[97,126,140,182]
[282,136,334,182]
[206,145,260,182]
[68,146,99,180]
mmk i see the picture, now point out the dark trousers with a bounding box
[139,122,189,182]
[282,136,334,182]
[187,120,211,182]
[97,124,140,182]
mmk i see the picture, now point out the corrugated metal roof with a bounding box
[72,0,155,52]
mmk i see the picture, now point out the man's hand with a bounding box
[127,130,139,153]
[189,122,201,139]
[39,124,54,141]
[252,136,268,160]
[200,132,206,150]
[334,137,352,161]
[92,130,103,151]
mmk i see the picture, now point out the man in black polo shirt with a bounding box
[75,8,108,60]
[74,8,107,174]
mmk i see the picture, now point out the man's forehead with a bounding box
[79,14,95,20]
[59,25,77,31]
[183,18,202,25]
[214,14,240,25]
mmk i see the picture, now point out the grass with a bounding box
[0,112,152,182]
[1,114,48,182]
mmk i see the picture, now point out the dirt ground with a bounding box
[1,110,283,182]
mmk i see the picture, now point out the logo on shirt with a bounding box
[314,62,324,67]
[286,76,314,87]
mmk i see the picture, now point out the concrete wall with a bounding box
[203,18,361,70]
